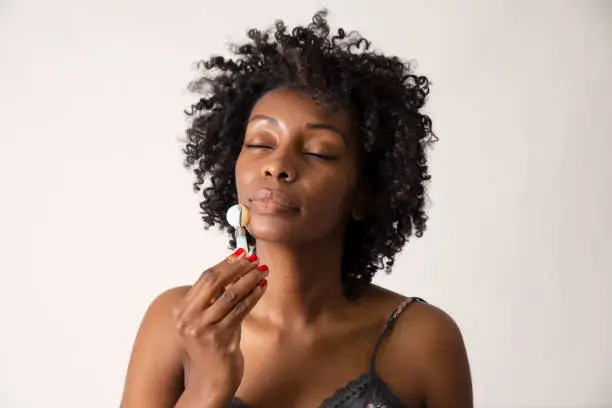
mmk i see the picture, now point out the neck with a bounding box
[250,237,347,330]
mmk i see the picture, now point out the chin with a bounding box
[247,217,305,245]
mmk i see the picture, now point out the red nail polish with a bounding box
[257,265,268,272]
[258,279,267,287]
[247,254,258,262]
[233,248,245,256]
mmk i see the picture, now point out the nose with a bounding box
[261,151,297,182]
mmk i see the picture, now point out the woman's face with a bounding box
[235,88,362,245]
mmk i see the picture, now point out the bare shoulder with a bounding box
[149,285,192,316]
[120,286,191,408]
[363,286,466,353]
[138,285,192,341]
[374,291,473,408]
[392,298,463,347]
[134,285,193,360]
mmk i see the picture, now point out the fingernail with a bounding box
[233,248,245,256]
[257,265,268,273]
[247,254,258,262]
[258,279,267,288]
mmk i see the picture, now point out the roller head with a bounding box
[226,204,250,228]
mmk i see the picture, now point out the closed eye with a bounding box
[305,152,335,160]
[246,144,334,160]
[245,144,272,150]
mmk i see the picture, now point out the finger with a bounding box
[203,264,268,324]
[202,265,268,324]
[182,255,259,319]
[220,276,268,328]
[183,249,247,304]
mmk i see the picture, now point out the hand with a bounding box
[172,249,268,404]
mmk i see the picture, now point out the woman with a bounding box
[121,10,472,408]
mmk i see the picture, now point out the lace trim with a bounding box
[318,372,407,408]
[233,372,407,408]
[318,372,372,408]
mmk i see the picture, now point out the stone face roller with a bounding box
[226,204,251,253]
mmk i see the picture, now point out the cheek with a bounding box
[234,154,251,202]
[308,170,357,216]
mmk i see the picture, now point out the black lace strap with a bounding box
[369,297,426,373]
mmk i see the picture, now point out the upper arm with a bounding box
[385,302,473,408]
[120,286,190,408]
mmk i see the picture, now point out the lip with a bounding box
[249,188,300,214]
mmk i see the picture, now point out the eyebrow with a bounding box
[248,114,348,143]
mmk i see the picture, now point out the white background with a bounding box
[1,1,611,407]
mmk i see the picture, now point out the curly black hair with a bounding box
[183,10,436,296]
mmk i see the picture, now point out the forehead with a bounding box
[249,88,354,131]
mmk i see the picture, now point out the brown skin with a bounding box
[120,89,473,408]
